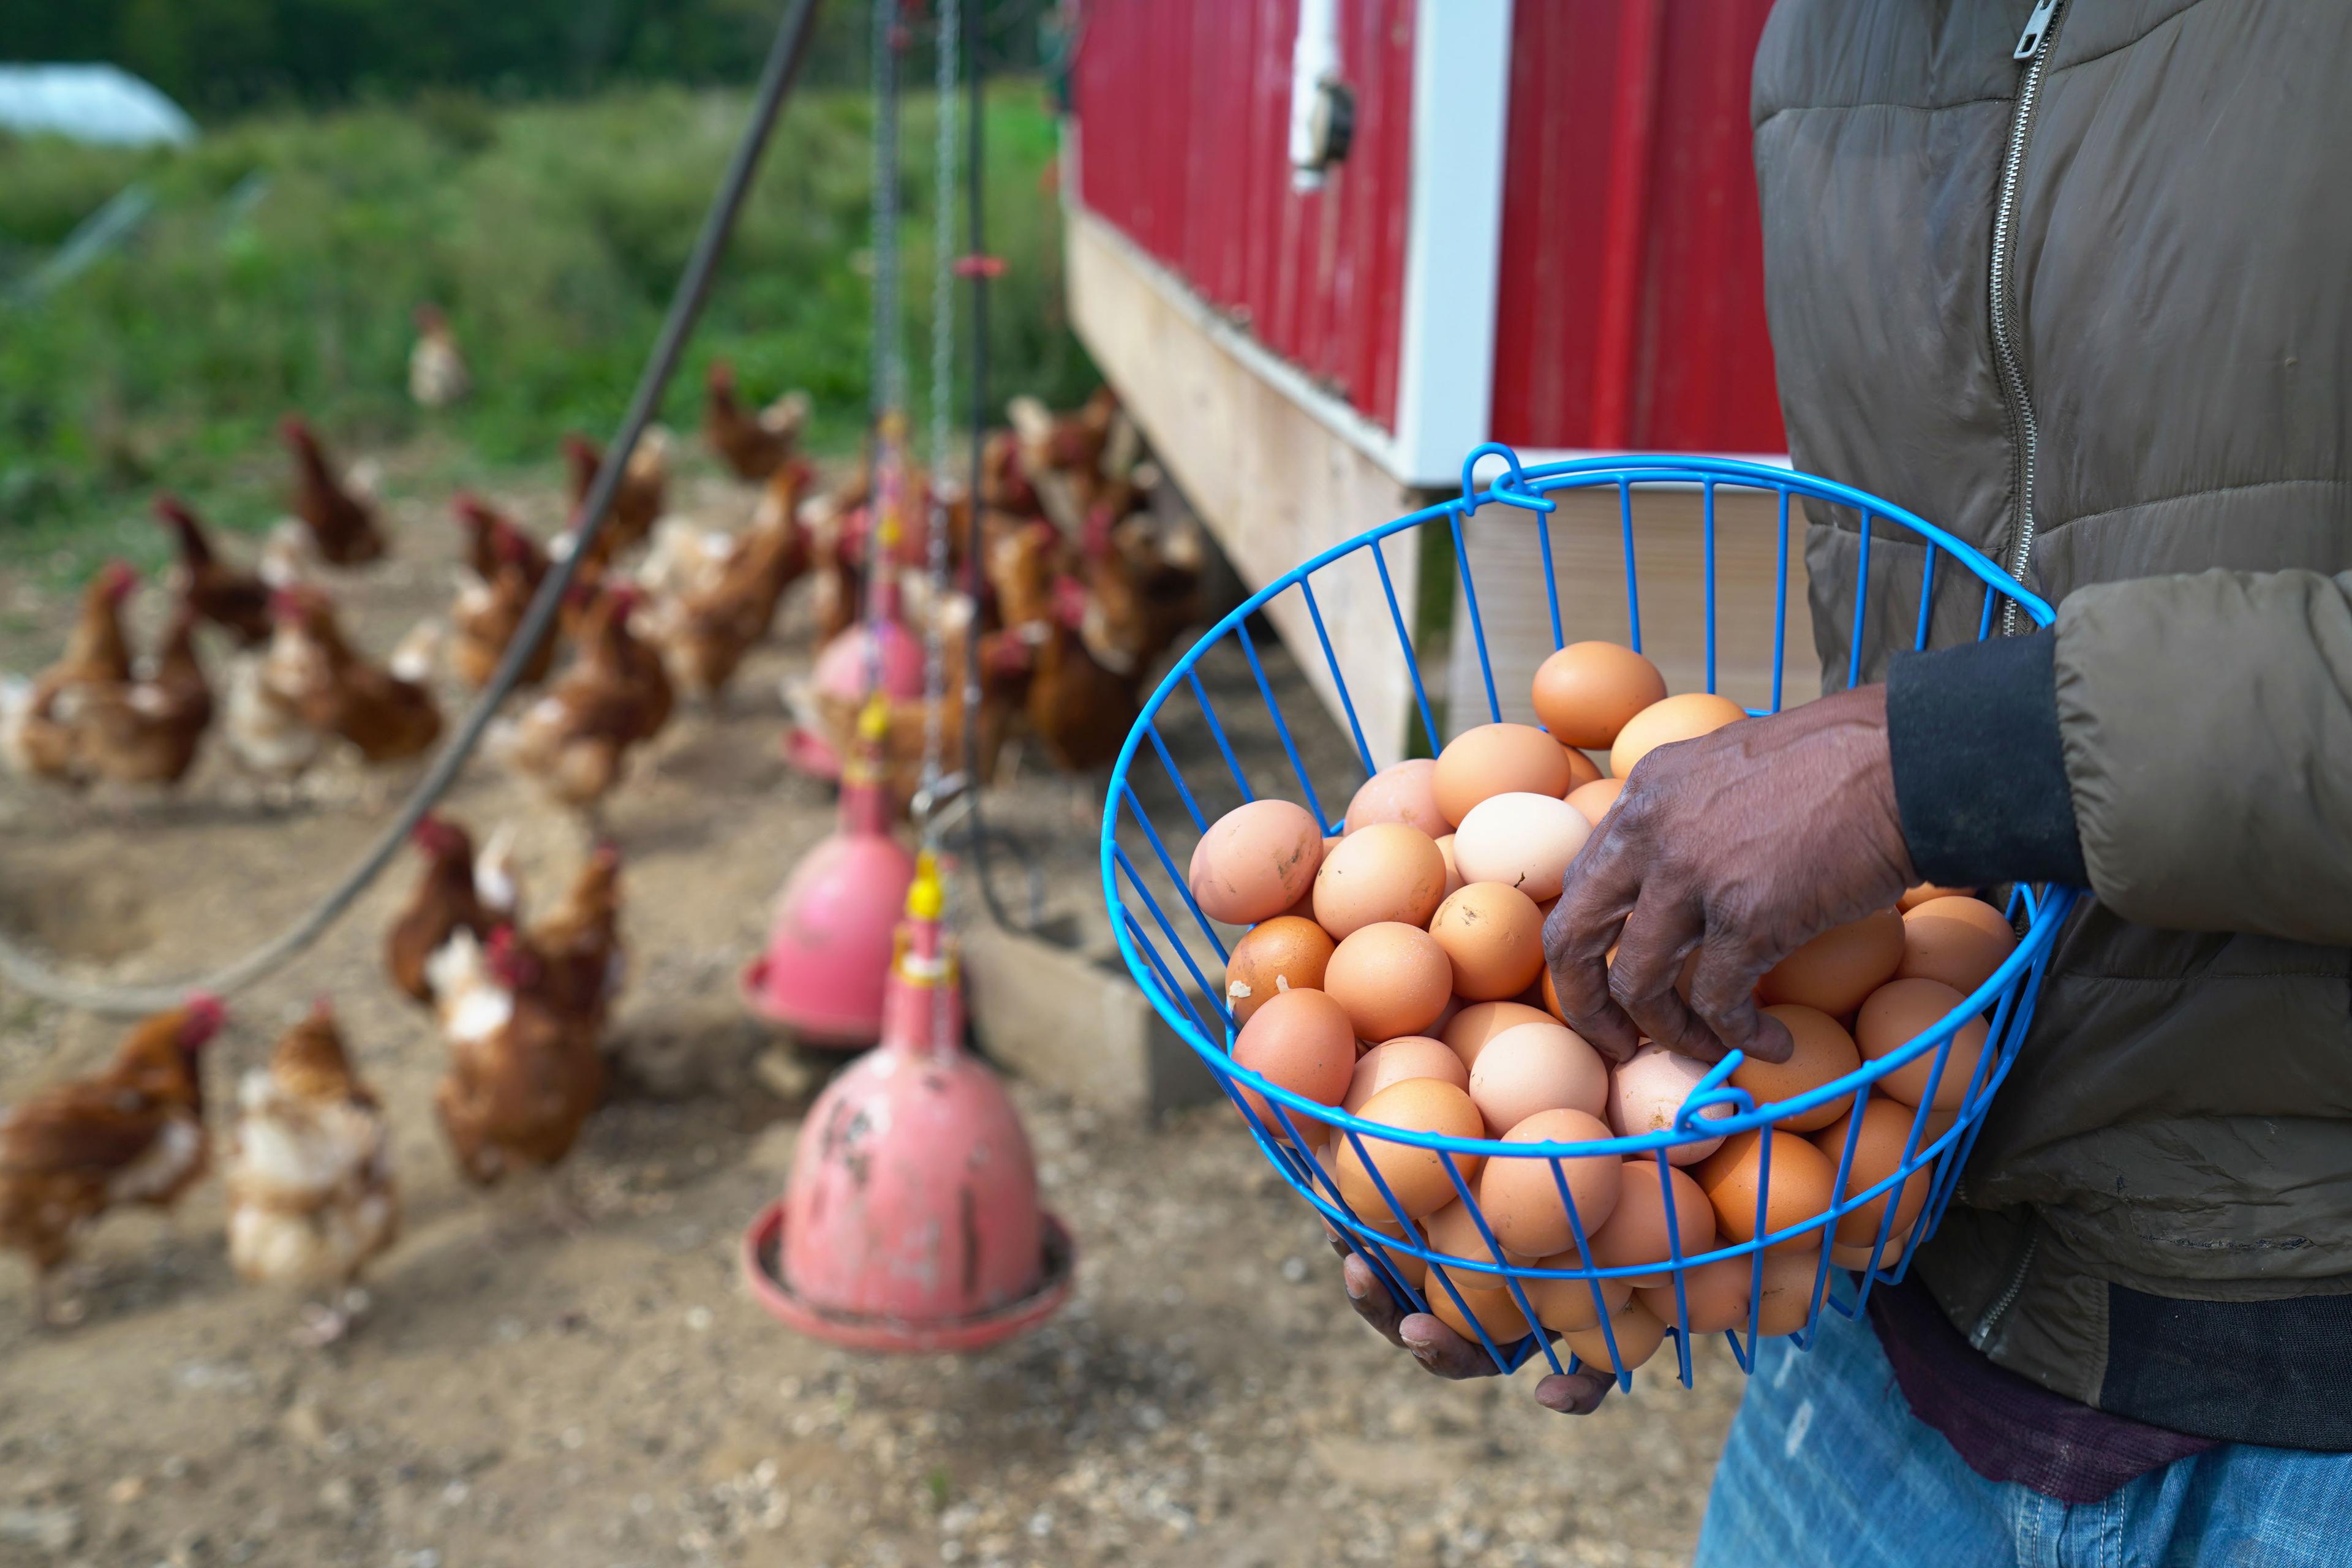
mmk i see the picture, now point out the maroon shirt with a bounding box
[1868,1274,2214,1504]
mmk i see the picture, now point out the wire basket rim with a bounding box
[1100,450,2069,1156]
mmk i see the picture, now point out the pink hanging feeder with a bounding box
[743,698,918,1049]
[780,616,925,780]
[782,420,927,780]
[742,854,1074,1352]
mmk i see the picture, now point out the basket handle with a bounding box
[1457,442,1556,518]
[1675,1049,1758,1132]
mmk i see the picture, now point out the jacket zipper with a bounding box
[1991,0,2067,635]
[1969,1221,2038,1350]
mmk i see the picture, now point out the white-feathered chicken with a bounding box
[223,1000,398,1344]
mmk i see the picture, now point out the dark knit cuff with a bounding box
[1886,629,2087,888]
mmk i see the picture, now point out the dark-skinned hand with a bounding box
[1335,683,1917,1413]
[1544,683,1915,1068]
[1328,1231,1615,1415]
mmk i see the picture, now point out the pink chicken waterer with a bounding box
[742,853,1074,1351]
[743,698,917,1049]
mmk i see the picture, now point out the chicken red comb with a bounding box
[97,559,139,600]
[452,491,493,527]
[707,358,736,390]
[409,814,464,854]
[1051,573,1090,631]
[268,586,311,622]
[279,414,314,447]
[1079,504,1117,562]
[562,432,597,463]
[181,993,227,1045]
[309,993,336,1020]
[152,493,195,524]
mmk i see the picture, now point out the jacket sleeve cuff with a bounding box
[1885,629,2088,888]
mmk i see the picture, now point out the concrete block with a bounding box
[962,919,1220,1123]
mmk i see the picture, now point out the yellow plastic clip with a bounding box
[856,692,891,741]
[905,850,944,922]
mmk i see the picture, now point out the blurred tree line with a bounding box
[1,1,1055,117]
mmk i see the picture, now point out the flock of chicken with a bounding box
[0,356,1212,1338]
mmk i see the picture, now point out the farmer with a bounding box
[1337,4,2352,1561]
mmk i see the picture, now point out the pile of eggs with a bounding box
[1186,641,2020,1371]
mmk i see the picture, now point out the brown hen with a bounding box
[1,998,224,1325]
[155,494,271,646]
[280,417,387,565]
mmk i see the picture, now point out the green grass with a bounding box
[0,81,1093,584]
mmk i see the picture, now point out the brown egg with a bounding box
[1442,1001,1556,1071]
[1531,641,1669,750]
[1607,1043,1732,1164]
[1898,895,2017,997]
[1433,834,1466,899]
[1899,881,1977,913]
[1275,837,1339,921]
[1756,910,1905,1017]
[1332,1079,1487,1219]
[1831,1227,1912,1272]
[1561,746,1604,791]
[1313,823,1448,940]
[1188,799,1326,925]
[1730,1005,1863,1133]
[1564,1300,1667,1374]
[1608,692,1747,779]
[1476,1108,1621,1256]
[1588,1159,1716,1287]
[1222,916,1336,1028]
[1565,777,1626,827]
[1429,882,1545,1001]
[1538,962,1569,1022]
[1346,1212,1428,1291]
[1229,988,1355,1142]
[1325,922,1453,1041]
[1470,1022,1610,1133]
[1754,1248,1830,1335]
[1525,1265,1633,1332]
[1428,1276,1534,1347]
[1856,978,1986,1110]
[1343,1036,1469,1112]
[1423,1196,1534,1300]
[1344,758,1449,838]
[1433,723,1575,826]
[1695,1129,1839,1250]
[1813,1099,1952,1245]
[1637,1256,1753,1335]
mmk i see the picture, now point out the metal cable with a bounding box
[916,0,959,821]
[0,0,826,1016]
[954,0,1031,935]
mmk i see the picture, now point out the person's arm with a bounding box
[1900,567,2352,941]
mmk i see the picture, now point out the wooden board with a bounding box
[1067,208,1436,767]
[1444,483,1820,740]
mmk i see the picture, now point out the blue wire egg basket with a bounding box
[1098,446,2078,1390]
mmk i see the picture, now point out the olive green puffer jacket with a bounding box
[1753,0,2352,1443]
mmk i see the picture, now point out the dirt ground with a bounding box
[0,456,1738,1568]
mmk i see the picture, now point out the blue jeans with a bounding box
[1696,1297,2352,1566]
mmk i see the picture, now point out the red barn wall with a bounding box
[1069,0,1418,430]
[1488,0,1784,454]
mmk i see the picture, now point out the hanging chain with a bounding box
[916,0,962,831]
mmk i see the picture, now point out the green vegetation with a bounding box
[0,80,1091,581]
[1,3,1057,115]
